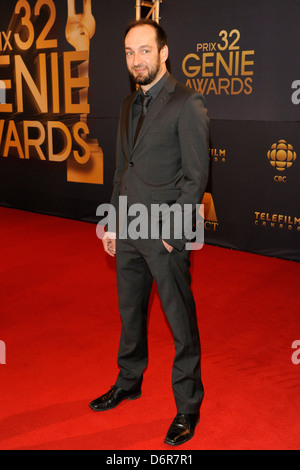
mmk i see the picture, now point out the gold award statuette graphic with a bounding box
[202,192,218,231]
[267,139,297,182]
[66,0,103,184]
[0,0,103,185]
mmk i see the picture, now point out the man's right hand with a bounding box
[102,232,116,257]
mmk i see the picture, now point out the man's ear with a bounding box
[160,45,169,64]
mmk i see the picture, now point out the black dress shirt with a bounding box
[132,71,170,144]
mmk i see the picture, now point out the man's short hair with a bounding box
[125,19,168,52]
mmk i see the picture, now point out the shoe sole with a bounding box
[164,432,194,446]
[127,392,142,401]
[89,391,142,411]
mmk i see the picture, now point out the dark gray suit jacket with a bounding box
[110,74,209,250]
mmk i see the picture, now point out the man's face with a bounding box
[125,25,167,87]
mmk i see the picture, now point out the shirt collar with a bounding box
[138,70,170,102]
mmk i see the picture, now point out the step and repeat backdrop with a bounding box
[0,0,299,261]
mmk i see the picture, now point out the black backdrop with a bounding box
[0,0,299,261]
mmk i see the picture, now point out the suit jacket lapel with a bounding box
[120,91,137,157]
[132,75,177,155]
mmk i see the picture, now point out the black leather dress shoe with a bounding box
[89,385,142,411]
[164,412,200,446]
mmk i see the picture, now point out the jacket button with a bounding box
[129,162,134,167]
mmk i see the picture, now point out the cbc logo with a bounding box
[274,175,287,183]
[267,140,297,182]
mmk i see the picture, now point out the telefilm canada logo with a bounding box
[0,0,103,184]
[209,147,226,163]
[254,212,300,232]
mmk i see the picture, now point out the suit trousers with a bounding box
[115,236,204,414]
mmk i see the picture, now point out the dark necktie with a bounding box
[134,92,151,145]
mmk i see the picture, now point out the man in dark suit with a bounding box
[90,19,209,446]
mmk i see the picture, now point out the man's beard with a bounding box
[129,56,161,86]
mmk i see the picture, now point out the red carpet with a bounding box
[0,207,300,450]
